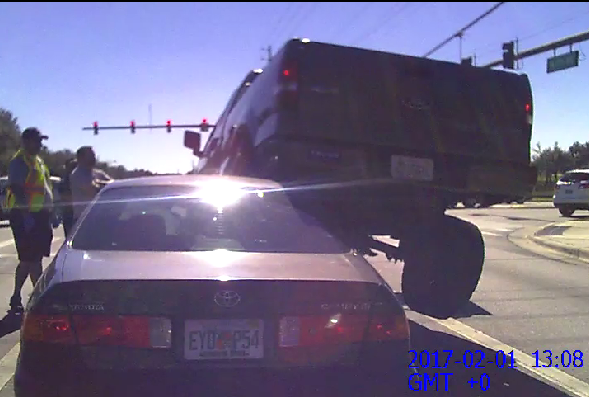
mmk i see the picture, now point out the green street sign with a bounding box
[547,51,580,74]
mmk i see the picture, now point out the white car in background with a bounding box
[553,169,589,217]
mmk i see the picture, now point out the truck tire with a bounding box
[462,198,477,208]
[400,215,485,319]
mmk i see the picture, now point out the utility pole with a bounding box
[484,30,589,71]
[148,103,153,133]
[261,46,273,63]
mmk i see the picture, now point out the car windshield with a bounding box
[71,185,348,254]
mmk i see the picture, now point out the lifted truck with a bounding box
[184,39,537,319]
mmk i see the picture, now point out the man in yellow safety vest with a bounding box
[4,127,54,312]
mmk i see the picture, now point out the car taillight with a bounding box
[367,313,410,341]
[580,181,589,189]
[278,313,408,348]
[22,313,172,348]
[72,315,172,348]
[22,314,75,344]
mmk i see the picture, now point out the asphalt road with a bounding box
[0,205,585,396]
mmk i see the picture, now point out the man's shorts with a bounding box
[9,209,53,262]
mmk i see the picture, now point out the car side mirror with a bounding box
[184,130,203,157]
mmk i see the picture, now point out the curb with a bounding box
[529,233,589,262]
[508,222,589,264]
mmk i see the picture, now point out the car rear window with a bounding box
[560,172,589,183]
[71,185,348,254]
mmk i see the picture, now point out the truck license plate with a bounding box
[390,155,434,181]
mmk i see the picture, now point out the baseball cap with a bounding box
[21,127,48,141]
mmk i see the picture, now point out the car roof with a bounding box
[564,169,589,174]
[101,174,284,192]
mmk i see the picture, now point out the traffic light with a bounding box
[502,41,515,70]
[130,120,136,134]
[200,118,210,133]
[93,122,99,135]
[166,120,172,133]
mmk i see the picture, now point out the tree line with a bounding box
[533,141,589,189]
[0,107,154,179]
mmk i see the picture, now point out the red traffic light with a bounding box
[93,121,99,135]
[166,119,172,133]
[200,118,210,133]
[130,120,136,133]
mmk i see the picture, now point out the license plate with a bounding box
[390,155,434,181]
[565,189,573,194]
[184,319,264,360]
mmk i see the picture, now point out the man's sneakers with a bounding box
[9,295,24,313]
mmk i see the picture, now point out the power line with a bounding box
[328,2,376,41]
[263,2,295,46]
[359,2,422,46]
[275,2,308,44]
[423,2,506,58]
[284,2,321,41]
[349,2,409,46]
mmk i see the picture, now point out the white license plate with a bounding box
[565,189,573,194]
[184,319,264,360]
[390,155,434,181]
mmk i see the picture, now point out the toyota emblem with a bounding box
[214,291,241,308]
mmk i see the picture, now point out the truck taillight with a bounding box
[276,62,299,109]
[281,63,298,82]
[526,102,533,124]
[22,313,172,348]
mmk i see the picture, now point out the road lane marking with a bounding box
[0,236,63,251]
[0,343,19,391]
[434,317,589,397]
[1,251,61,258]
[481,231,501,237]
[0,240,13,249]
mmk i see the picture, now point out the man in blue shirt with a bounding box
[58,159,77,238]
[70,146,112,224]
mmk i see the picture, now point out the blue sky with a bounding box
[1,2,588,173]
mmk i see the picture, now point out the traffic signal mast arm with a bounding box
[83,124,213,130]
[83,120,214,135]
[485,30,589,69]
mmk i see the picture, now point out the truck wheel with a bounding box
[462,198,477,208]
[400,215,485,319]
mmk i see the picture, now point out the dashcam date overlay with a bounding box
[409,349,516,370]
